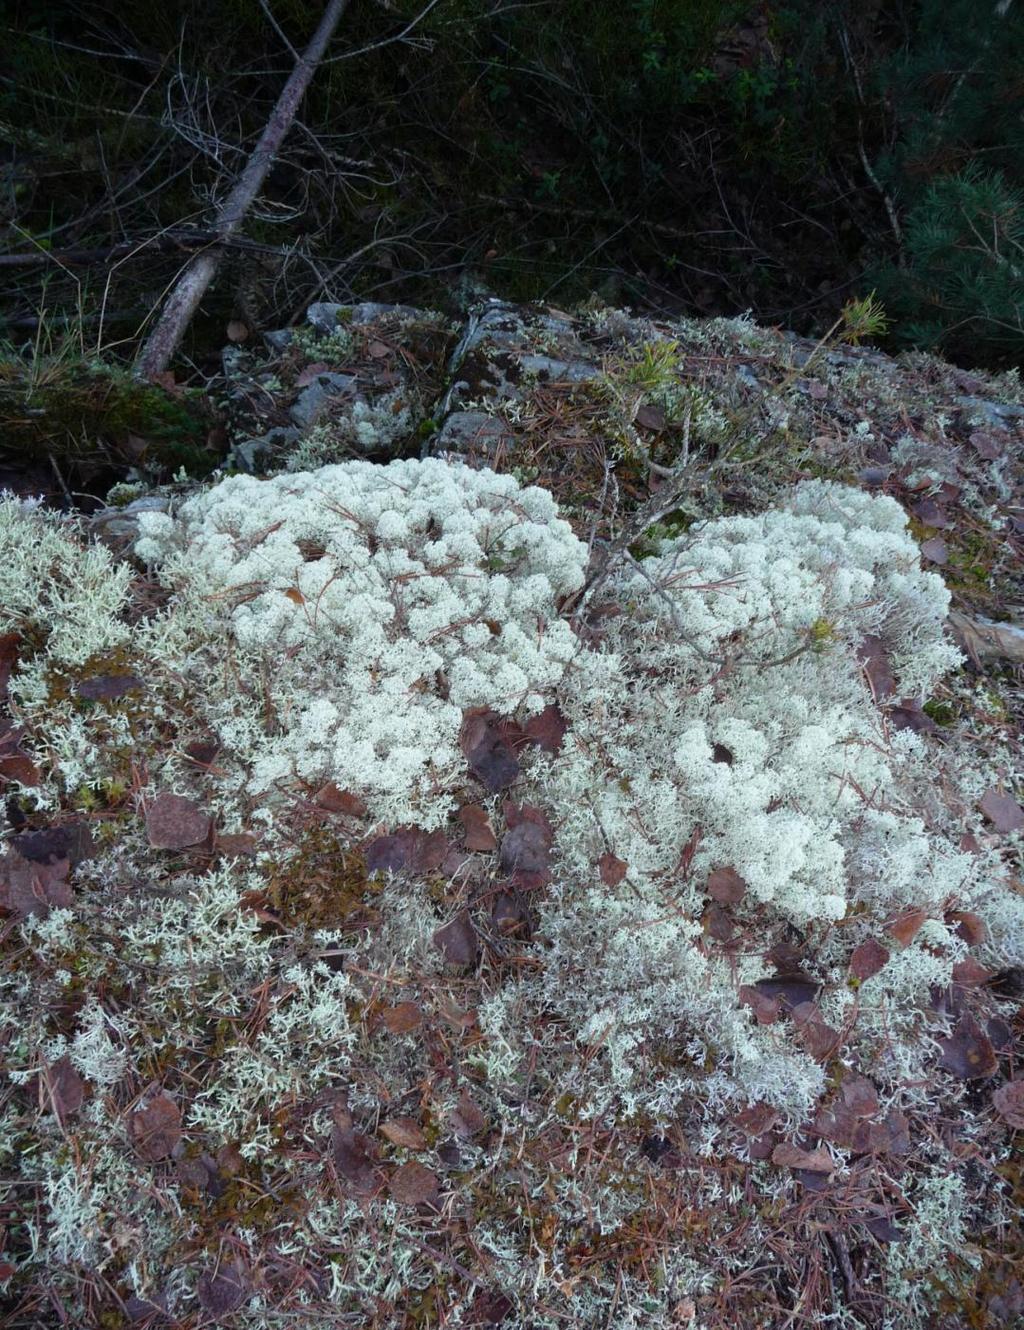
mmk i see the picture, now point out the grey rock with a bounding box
[289,373,359,429]
[518,353,600,383]
[90,496,170,546]
[263,328,293,352]
[433,412,515,461]
[306,301,419,336]
[956,395,1024,427]
[231,426,300,473]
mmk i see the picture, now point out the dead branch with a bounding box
[134,0,351,380]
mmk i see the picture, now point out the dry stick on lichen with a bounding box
[134,0,350,379]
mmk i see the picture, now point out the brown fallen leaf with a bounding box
[791,1002,840,1061]
[145,791,212,850]
[887,908,929,947]
[733,1102,779,1136]
[450,1088,487,1139]
[380,1116,427,1150]
[850,938,890,981]
[522,703,567,754]
[772,1142,834,1173]
[946,910,987,947]
[938,1013,998,1080]
[739,985,781,1025]
[500,803,554,887]
[389,1160,439,1206]
[74,674,144,701]
[314,782,367,817]
[992,1080,1024,1130]
[380,1001,423,1034]
[919,537,948,565]
[196,1259,251,1319]
[979,788,1024,834]
[366,827,448,876]
[460,803,497,852]
[857,635,896,702]
[40,1055,86,1122]
[129,1091,181,1162]
[332,1125,379,1195]
[707,866,746,905]
[461,709,520,792]
[1,851,73,918]
[433,910,479,967]
[598,852,628,886]
[753,974,820,1011]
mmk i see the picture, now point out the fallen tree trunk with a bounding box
[135,0,350,380]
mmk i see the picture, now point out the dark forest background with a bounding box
[2,0,1023,370]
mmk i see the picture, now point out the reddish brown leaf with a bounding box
[332,1125,379,1194]
[857,635,896,702]
[11,822,93,866]
[366,827,448,876]
[380,1001,423,1034]
[314,782,367,817]
[522,703,567,754]
[992,1081,1024,1130]
[733,1102,779,1136]
[911,497,950,528]
[739,985,781,1025]
[953,958,994,987]
[919,537,948,565]
[850,938,890,981]
[840,1076,879,1118]
[707,866,746,905]
[635,402,667,431]
[772,1143,834,1173]
[947,910,987,947]
[468,1290,514,1325]
[380,1116,427,1150]
[145,792,212,850]
[0,750,41,787]
[491,889,528,935]
[969,429,1003,461]
[450,1089,487,1139]
[459,804,497,852]
[214,832,259,859]
[41,1055,85,1122]
[0,631,20,701]
[598,852,628,886]
[979,789,1024,833]
[129,1092,181,1162]
[216,1143,245,1176]
[1,852,72,917]
[461,709,520,792]
[887,909,929,946]
[74,674,144,701]
[500,804,553,887]
[888,700,939,734]
[196,1260,251,1319]
[753,975,820,1010]
[711,742,734,765]
[295,361,331,387]
[792,1002,840,1061]
[433,910,479,967]
[939,1013,998,1080]
[703,902,735,942]
[389,1160,439,1206]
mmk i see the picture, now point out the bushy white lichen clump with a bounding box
[0,496,132,667]
[135,457,587,827]
[526,479,969,1111]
